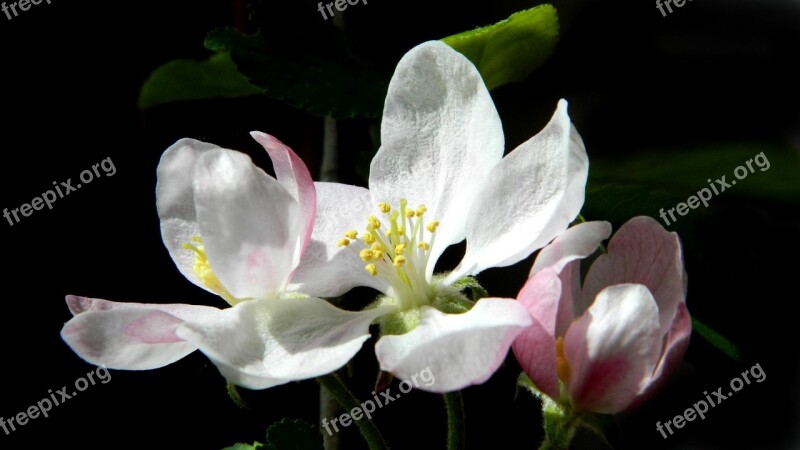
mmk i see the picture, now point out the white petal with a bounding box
[192,149,302,299]
[375,298,532,393]
[61,295,221,370]
[176,297,393,390]
[530,221,612,277]
[289,182,389,297]
[563,284,662,413]
[370,41,504,276]
[448,100,589,282]
[156,138,221,292]
[250,131,317,266]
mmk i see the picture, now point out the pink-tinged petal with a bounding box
[175,297,393,390]
[289,182,390,297]
[629,302,692,410]
[192,149,302,299]
[448,100,589,281]
[375,298,532,393]
[581,216,686,336]
[156,138,221,292]
[530,221,612,277]
[370,41,504,277]
[250,131,317,263]
[564,284,662,413]
[512,269,563,400]
[61,295,221,370]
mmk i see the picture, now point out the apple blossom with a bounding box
[513,216,691,414]
[289,41,590,392]
[61,133,390,390]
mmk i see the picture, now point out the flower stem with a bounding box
[317,373,389,450]
[444,391,466,450]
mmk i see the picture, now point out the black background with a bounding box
[0,0,798,448]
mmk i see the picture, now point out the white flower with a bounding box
[61,133,390,390]
[289,41,590,392]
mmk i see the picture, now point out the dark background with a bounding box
[0,0,797,448]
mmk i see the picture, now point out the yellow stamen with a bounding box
[359,249,374,261]
[365,264,378,276]
[395,244,406,255]
[416,205,427,216]
[426,220,440,233]
[345,230,358,239]
[338,238,351,247]
[368,216,381,229]
[363,233,375,244]
[417,242,430,250]
[182,238,243,305]
[393,255,407,267]
[405,210,416,218]
[373,249,385,260]
[555,337,571,383]
[378,202,391,214]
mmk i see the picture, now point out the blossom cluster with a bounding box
[60,41,689,423]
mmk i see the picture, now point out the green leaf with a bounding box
[138,52,264,110]
[263,418,324,450]
[692,317,742,361]
[222,443,265,450]
[442,4,559,91]
[589,144,800,204]
[205,11,387,118]
[582,182,687,226]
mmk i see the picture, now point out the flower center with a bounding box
[182,236,249,306]
[337,199,440,310]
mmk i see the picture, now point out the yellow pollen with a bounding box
[373,249,384,260]
[365,264,378,276]
[359,249,374,261]
[405,210,416,218]
[378,202,391,214]
[395,244,406,255]
[338,238,351,247]
[182,237,242,305]
[398,226,405,234]
[426,220,440,233]
[345,230,358,239]
[417,242,430,250]
[416,205,427,216]
[393,255,407,267]
[368,216,381,229]
[363,233,375,244]
[555,337,571,383]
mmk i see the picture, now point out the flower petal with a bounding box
[370,41,504,275]
[175,297,393,390]
[289,182,390,297]
[630,302,692,410]
[448,100,589,281]
[529,221,612,277]
[250,131,317,263]
[156,138,221,292]
[375,298,532,393]
[512,269,563,400]
[192,149,301,299]
[61,295,221,370]
[580,216,686,336]
[564,284,662,413]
